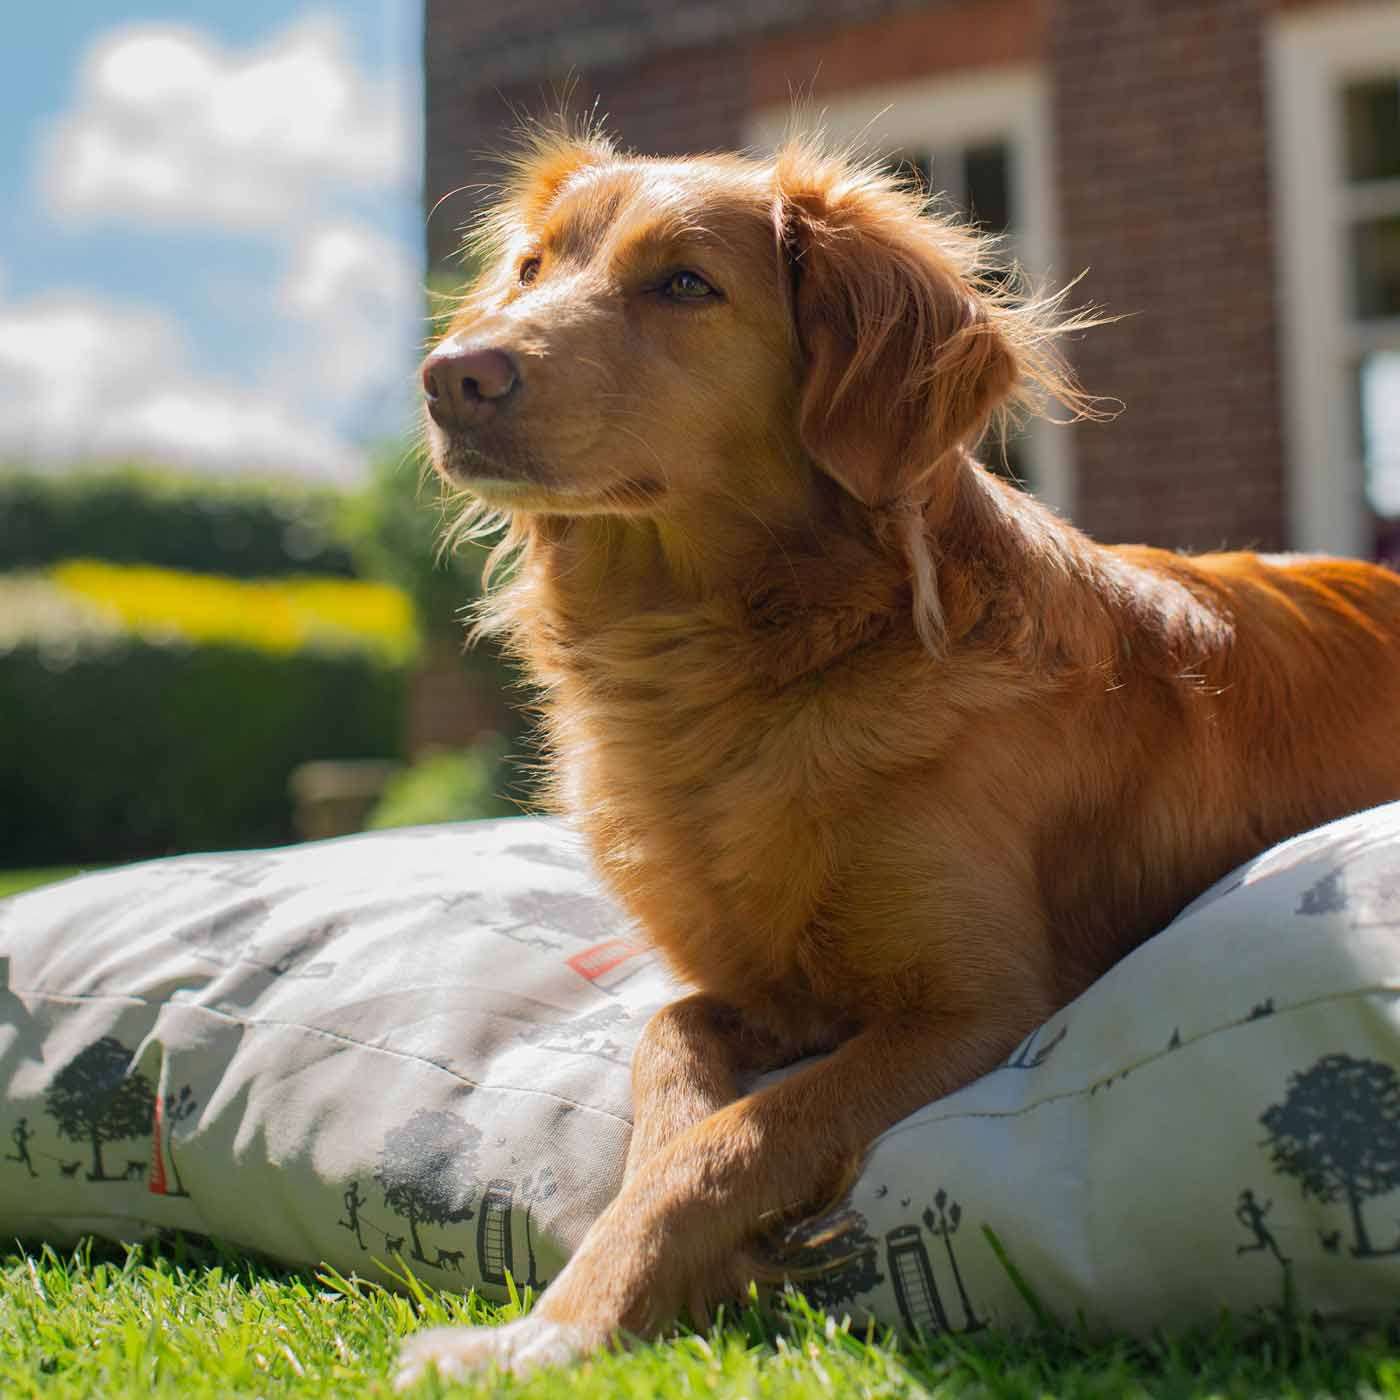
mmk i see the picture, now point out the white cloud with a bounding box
[0,296,181,437]
[10,16,425,480]
[280,221,421,400]
[97,387,359,480]
[0,290,365,483]
[41,16,409,230]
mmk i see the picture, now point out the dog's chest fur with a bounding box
[507,529,973,1031]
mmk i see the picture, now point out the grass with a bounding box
[0,867,91,899]
[1,1238,1396,1398]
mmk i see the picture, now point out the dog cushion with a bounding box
[2,807,1399,1338]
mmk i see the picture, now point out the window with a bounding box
[885,143,1012,237]
[1346,78,1400,557]
[1270,5,1400,559]
[749,69,1068,514]
[883,141,1027,484]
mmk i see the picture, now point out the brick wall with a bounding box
[422,0,951,272]
[423,0,1360,551]
[1049,0,1288,552]
[424,45,750,273]
[748,0,1044,105]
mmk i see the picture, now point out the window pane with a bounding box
[1359,349,1400,517]
[963,143,1011,233]
[1353,216,1400,319]
[1344,78,1400,184]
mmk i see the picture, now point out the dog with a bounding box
[397,123,1400,1382]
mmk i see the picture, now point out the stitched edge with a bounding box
[7,986,639,1129]
[875,982,1400,1146]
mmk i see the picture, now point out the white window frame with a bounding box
[749,69,1071,517]
[1269,1,1400,557]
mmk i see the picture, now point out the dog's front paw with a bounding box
[394,1315,590,1388]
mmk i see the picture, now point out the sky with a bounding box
[0,1,426,485]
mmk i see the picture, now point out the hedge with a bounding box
[0,468,358,578]
[0,638,404,865]
[44,560,418,662]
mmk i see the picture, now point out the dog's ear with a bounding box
[778,155,1017,508]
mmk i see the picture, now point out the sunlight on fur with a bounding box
[398,116,1400,1385]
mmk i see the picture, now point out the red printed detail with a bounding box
[567,938,644,982]
[149,1095,167,1195]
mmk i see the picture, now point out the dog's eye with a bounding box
[662,270,718,301]
[519,257,541,286]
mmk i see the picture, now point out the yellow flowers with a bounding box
[32,560,420,663]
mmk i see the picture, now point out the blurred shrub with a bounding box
[0,562,411,865]
[48,560,418,662]
[338,450,489,641]
[0,451,545,862]
[0,467,357,578]
[0,637,405,865]
[366,736,522,830]
[341,451,539,797]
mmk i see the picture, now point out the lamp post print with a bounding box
[520,1167,557,1288]
[44,1037,155,1182]
[788,1209,884,1313]
[161,1085,197,1197]
[1259,1053,1400,1258]
[922,1189,984,1331]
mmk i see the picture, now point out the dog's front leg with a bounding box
[396,1006,1033,1386]
[623,993,790,1183]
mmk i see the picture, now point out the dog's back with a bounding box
[1029,545,1400,995]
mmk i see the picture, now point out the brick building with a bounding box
[423,0,1400,556]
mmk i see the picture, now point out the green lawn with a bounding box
[0,867,91,899]
[0,1239,1395,1398]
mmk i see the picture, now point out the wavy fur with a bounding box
[405,128,1400,1375]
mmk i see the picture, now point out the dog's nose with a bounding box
[422,341,519,429]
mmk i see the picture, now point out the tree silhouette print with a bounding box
[517,1005,632,1063]
[1260,1053,1400,1258]
[375,1110,482,1263]
[1298,856,1400,927]
[923,1189,984,1331]
[502,841,588,872]
[1296,869,1347,916]
[44,1037,156,1181]
[786,1209,885,1312]
[502,890,615,942]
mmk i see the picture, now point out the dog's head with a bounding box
[423,127,1071,521]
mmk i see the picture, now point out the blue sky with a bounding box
[0,1,425,483]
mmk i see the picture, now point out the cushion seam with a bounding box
[874,982,1400,1144]
[7,985,637,1130]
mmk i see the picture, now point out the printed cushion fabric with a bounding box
[1,807,1398,1340]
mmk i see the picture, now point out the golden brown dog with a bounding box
[397,123,1400,1381]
